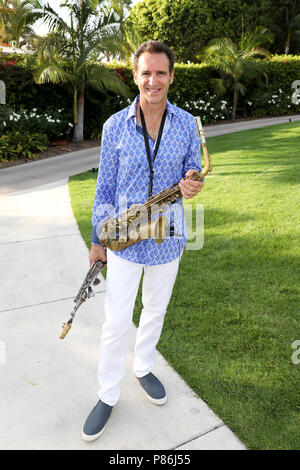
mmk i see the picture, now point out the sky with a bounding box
[33,1,70,35]
[34,0,141,36]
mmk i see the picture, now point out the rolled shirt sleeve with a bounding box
[182,115,202,178]
[91,117,120,245]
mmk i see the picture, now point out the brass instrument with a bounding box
[99,116,212,251]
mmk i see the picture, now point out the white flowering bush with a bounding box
[0,106,73,141]
[181,92,232,123]
[248,87,298,118]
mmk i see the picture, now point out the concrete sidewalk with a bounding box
[205,113,300,136]
[0,180,246,450]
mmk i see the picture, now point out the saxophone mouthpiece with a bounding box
[60,321,72,339]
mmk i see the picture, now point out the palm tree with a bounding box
[201,27,272,120]
[271,0,300,54]
[0,0,37,47]
[24,0,133,142]
[0,0,16,44]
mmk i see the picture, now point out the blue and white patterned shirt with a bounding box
[91,95,201,265]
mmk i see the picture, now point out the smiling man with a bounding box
[133,49,174,138]
[82,41,204,442]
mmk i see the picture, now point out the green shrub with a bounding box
[0,131,49,162]
[241,56,300,117]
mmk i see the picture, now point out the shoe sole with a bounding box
[136,377,168,405]
[145,392,168,406]
[82,425,106,442]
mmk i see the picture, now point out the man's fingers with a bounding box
[89,245,107,266]
[179,179,204,199]
[179,185,194,199]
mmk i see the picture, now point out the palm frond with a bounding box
[241,27,273,51]
[35,31,70,62]
[235,82,247,96]
[33,61,73,84]
[43,2,70,31]
[86,63,133,98]
[20,0,70,36]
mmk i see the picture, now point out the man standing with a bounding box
[82,41,204,441]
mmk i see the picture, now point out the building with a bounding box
[0,42,33,55]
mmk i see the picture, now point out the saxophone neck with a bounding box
[195,116,212,178]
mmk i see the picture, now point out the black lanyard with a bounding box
[140,106,167,198]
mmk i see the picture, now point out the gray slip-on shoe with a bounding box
[136,372,167,405]
[82,400,113,442]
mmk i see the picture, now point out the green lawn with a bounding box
[69,121,300,450]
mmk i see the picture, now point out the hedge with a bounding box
[0,55,299,140]
[0,59,73,114]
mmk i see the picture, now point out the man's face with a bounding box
[133,52,174,106]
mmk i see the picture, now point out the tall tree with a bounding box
[125,0,276,62]
[0,1,12,43]
[202,28,272,120]
[24,0,132,142]
[0,0,37,47]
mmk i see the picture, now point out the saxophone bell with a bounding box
[137,215,170,244]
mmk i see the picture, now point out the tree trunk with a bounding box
[72,89,84,143]
[284,35,290,54]
[232,88,239,120]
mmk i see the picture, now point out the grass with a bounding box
[69,122,300,450]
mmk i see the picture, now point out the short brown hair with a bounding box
[133,41,174,73]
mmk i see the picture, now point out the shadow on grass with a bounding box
[201,207,256,228]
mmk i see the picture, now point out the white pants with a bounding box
[97,248,180,406]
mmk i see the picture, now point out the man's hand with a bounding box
[89,244,107,267]
[179,169,204,199]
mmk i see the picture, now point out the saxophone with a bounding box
[99,116,212,251]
